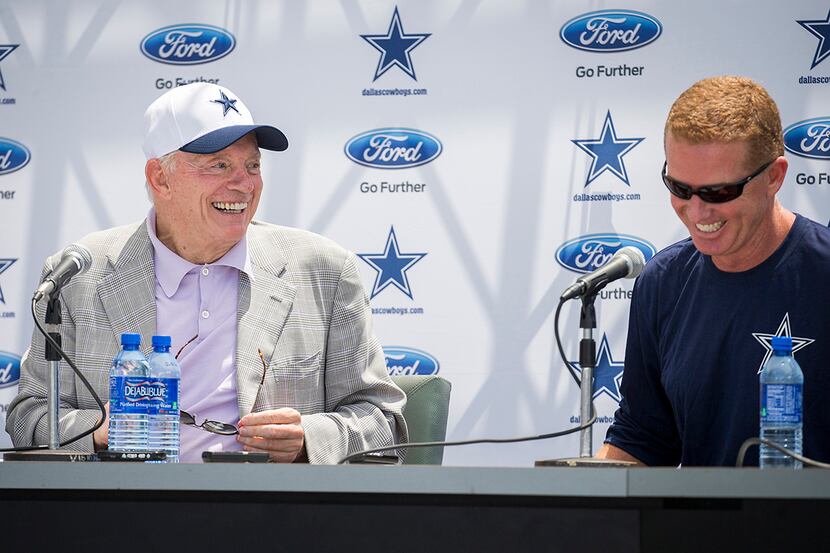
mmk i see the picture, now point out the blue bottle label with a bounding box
[761,383,803,424]
[110,376,157,414]
[147,377,179,415]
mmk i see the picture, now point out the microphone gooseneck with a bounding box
[560,246,646,301]
[32,243,93,302]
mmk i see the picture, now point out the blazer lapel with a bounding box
[97,224,157,357]
[236,237,296,418]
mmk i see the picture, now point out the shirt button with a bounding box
[201,267,210,276]
[201,310,210,319]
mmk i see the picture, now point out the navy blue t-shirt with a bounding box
[605,214,830,466]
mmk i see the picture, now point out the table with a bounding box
[0,462,827,552]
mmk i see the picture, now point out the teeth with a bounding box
[696,221,724,233]
[212,202,247,212]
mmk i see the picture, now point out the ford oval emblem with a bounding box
[0,351,21,389]
[383,347,440,376]
[140,24,236,65]
[560,10,662,53]
[0,138,31,176]
[556,234,656,275]
[783,118,830,160]
[345,128,442,169]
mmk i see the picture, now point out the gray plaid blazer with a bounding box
[6,220,407,463]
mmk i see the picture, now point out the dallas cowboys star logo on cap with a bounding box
[360,6,431,82]
[0,45,19,92]
[572,111,644,187]
[567,333,625,403]
[0,258,17,304]
[358,227,426,299]
[211,90,240,116]
[752,313,815,374]
[798,9,830,69]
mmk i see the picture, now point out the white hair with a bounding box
[145,150,179,203]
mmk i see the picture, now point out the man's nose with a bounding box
[685,194,711,219]
[226,166,256,191]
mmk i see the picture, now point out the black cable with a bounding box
[554,297,582,387]
[0,298,107,453]
[339,413,597,464]
[735,437,830,469]
[339,298,597,464]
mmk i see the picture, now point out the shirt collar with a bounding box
[146,208,254,298]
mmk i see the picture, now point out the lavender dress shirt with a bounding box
[147,210,252,463]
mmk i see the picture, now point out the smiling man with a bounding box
[7,83,407,463]
[598,76,830,466]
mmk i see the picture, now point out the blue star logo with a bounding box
[211,91,240,116]
[358,227,426,299]
[567,334,625,403]
[361,6,431,81]
[0,258,17,304]
[0,45,19,92]
[571,111,644,187]
[752,313,815,374]
[798,10,830,69]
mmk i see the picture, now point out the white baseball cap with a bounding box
[142,82,288,159]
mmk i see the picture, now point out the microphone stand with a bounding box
[577,292,597,458]
[4,291,96,461]
[536,287,634,467]
[45,294,62,450]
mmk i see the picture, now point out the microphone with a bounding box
[560,246,646,301]
[33,244,93,302]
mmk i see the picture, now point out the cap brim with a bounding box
[179,124,288,154]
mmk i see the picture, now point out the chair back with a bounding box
[391,375,452,465]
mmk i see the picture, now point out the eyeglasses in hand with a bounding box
[176,346,270,436]
[179,410,238,435]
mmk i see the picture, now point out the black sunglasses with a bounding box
[180,410,238,435]
[661,160,773,203]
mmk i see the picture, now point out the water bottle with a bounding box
[147,335,181,463]
[108,333,150,452]
[759,336,803,469]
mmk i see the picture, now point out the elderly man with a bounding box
[7,83,407,463]
[598,76,830,466]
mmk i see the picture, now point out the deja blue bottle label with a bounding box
[147,377,179,414]
[110,376,160,414]
[761,383,803,424]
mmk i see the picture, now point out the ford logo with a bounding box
[560,10,662,53]
[556,234,656,274]
[0,351,21,389]
[0,138,30,176]
[140,24,236,65]
[783,118,830,160]
[345,128,442,169]
[383,347,440,376]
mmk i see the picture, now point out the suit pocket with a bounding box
[274,350,322,379]
[254,350,324,413]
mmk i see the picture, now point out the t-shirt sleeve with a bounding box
[604,269,682,466]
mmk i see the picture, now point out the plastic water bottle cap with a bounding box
[120,333,141,346]
[152,335,172,348]
[771,335,793,352]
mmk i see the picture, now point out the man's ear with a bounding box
[145,158,171,200]
[767,156,788,196]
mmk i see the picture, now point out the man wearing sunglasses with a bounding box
[597,76,830,466]
[7,83,407,463]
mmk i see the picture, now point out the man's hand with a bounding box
[237,408,306,463]
[93,402,110,451]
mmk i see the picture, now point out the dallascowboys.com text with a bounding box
[573,192,641,202]
[362,87,428,97]
[371,306,425,316]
